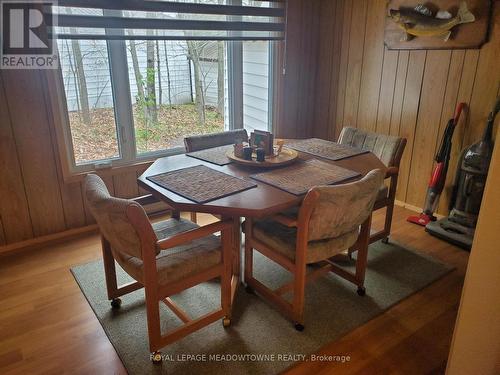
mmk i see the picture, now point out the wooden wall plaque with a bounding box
[385,0,492,49]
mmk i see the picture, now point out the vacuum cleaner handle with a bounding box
[435,103,464,162]
[453,102,465,125]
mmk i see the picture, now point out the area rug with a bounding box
[71,241,452,375]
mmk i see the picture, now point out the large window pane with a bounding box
[243,41,270,133]
[58,39,120,165]
[125,39,226,154]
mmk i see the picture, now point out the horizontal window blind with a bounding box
[48,0,286,41]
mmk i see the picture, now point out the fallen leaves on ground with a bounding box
[68,103,224,164]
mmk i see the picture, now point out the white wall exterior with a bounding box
[243,41,269,132]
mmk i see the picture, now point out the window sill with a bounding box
[62,148,185,184]
[62,159,152,184]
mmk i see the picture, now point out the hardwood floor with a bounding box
[0,207,469,374]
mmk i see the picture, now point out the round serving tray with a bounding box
[226,147,299,168]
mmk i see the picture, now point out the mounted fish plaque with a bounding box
[385,0,491,49]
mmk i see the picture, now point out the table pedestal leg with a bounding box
[224,216,242,306]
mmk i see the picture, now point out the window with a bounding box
[125,39,227,155]
[58,38,120,165]
[51,1,284,173]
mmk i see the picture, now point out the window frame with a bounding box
[51,37,277,178]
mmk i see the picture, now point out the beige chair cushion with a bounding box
[84,174,222,286]
[184,129,249,152]
[252,170,384,264]
[307,170,385,241]
[275,182,387,221]
[84,174,146,259]
[338,127,405,168]
[113,218,222,286]
[281,184,387,216]
[253,218,358,263]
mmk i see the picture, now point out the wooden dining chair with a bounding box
[184,129,249,153]
[243,169,384,331]
[84,174,233,363]
[184,129,249,222]
[338,127,406,244]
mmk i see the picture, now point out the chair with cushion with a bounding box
[338,127,406,244]
[243,169,384,331]
[184,129,249,153]
[184,129,249,222]
[84,174,233,363]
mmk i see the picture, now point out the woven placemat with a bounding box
[147,165,257,203]
[250,159,360,195]
[186,145,233,166]
[287,138,369,161]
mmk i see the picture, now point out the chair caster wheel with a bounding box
[222,317,231,328]
[245,285,254,294]
[151,351,162,364]
[357,287,366,296]
[381,237,389,244]
[294,323,304,332]
[111,298,122,308]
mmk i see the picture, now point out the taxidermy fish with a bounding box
[389,1,475,42]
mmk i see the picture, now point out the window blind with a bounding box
[48,0,286,41]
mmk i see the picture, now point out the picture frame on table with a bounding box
[250,130,274,156]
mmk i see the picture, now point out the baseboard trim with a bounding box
[395,200,422,213]
[0,208,173,256]
[394,200,445,219]
[0,204,444,256]
[0,225,99,256]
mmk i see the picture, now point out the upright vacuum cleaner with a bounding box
[426,97,500,250]
[407,102,465,226]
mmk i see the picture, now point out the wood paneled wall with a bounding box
[277,0,499,214]
[0,69,149,247]
[275,0,324,139]
[1,0,499,249]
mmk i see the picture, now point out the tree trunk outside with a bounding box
[66,8,90,125]
[128,40,144,103]
[70,40,91,125]
[64,40,80,113]
[217,41,225,116]
[187,40,205,127]
[146,38,158,124]
[163,41,172,108]
[155,40,162,108]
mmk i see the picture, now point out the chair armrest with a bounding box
[271,213,298,227]
[156,219,233,251]
[132,194,160,206]
[385,166,399,179]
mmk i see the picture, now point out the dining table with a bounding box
[137,138,387,305]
